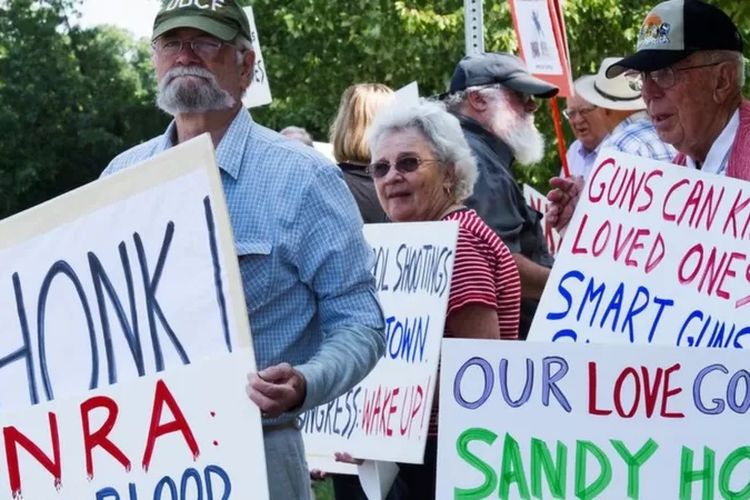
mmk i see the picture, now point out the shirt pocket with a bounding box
[235,239,273,313]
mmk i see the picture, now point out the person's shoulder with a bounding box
[245,122,340,182]
[448,210,502,247]
[103,136,164,176]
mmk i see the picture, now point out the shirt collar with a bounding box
[685,109,739,175]
[160,109,252,180]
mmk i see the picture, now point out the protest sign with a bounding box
[301,221,458,464]
[509,0,573,96]
[523,184,562,256]
[0,134,253,411]
[437,338,750,499]
[241,6,272,108]
[529,150,750,348]
[0,348,267,499]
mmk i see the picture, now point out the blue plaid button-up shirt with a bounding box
[103,109,385,418]
[600,110,676,162]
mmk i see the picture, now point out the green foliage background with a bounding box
[1,0,748,218]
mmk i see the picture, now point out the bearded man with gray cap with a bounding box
[443,52,558,339]
[548,0,749,231]
[101,2,385,498]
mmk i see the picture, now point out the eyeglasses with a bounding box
[151,37,234,58]
[562,105,597,120]
[624,61,728,91]
[368,156,438,179]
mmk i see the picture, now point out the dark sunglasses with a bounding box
[368,156,437,179]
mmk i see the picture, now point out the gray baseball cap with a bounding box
[446,52,559,98]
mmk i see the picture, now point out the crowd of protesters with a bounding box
[100,0,748,498]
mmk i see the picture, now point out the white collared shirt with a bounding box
[686,109,739,175]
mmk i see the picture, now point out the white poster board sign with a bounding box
[241,6,272,108]
[393,81,420,108]
[523,183,562,256]
[529,150,750,347]
[301,221,458,464]
[0,349,267,499]
[437,338,750,499]
[0,135,253,411]
[0,135,266,496]
[510,0,563,75]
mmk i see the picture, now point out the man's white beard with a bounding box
[157,66,235,115]
[489,106,545,166]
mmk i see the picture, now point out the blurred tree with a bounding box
[0,0,166,218]
[2,0,748,217]
[241,0,636,190]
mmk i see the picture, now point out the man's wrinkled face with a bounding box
[640,53,729,156]
[564,94,609,152]
[153,28,253,115]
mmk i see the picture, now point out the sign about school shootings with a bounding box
[437,338,750,499]
[529,150,750,348]
[0,135,267,497]
[301,221,459,464]
[0,349,264,499]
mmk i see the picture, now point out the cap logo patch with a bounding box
[163,0,227,12]
[638,14,672,49]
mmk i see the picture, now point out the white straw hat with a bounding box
[574,57,646,111]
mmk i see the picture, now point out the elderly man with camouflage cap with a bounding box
[102,1,386,498]
[548,0,748,230]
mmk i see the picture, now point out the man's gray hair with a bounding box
[368,100,478,202]
[701,50,746,89]
[443,83,507,114]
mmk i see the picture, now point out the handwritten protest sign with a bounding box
[0,134,253,407]
[523,184,562,256]
[301,221,458,464]
[0,348,266,499]
[437,338,750,499]
[0,135,266,496]
[241,6,272,108]
[509,0,573,96]
[529,150,750,347]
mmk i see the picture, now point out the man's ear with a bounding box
[466,89,489,112]
[240,49,256,88]
[713,61,737,104]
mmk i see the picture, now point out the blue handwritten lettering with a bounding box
[383,315,429,363]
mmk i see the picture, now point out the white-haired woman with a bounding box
[368,100,521,497]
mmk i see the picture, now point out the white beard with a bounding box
[499,115,545,165]
[157,66,235,115]
[487,99,545,165]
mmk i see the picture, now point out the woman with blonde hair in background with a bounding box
[330,83,395,223]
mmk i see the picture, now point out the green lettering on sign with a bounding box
[455,427,498,499]
[575,440,612,499]
[530,437,567,498]
[611,438,659,499]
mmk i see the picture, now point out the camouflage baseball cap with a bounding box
[152,0,252,42]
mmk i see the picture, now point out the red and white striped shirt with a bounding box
[443,208,521,339]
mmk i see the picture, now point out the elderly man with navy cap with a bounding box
[547,0,748,231]
[443,52,558,340]
[102,1,386,498]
